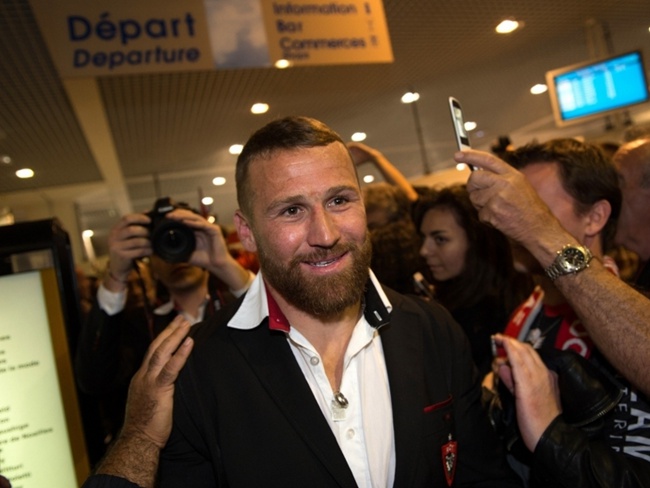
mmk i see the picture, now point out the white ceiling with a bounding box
[1,0,649,260]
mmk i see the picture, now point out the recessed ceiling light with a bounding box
[251,103,269,114]
[351,132,367,142]
[1,155,11,164]
[16,168,34,179]
[464,121,477,131]
[229,144,243,155]
[530,83,548,95]
[496,19,519,34]
[401,91,420,104]
[363,175,375,183]
[202,196,214,205]
[82,229,94,238]
[212,176,226,186]
[275,59,291,69]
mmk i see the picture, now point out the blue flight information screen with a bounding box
[553,52,649,121]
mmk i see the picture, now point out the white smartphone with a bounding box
[448,97,476,171]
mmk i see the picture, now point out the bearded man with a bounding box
[151,116,520,488]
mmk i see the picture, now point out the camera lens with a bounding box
[151,219,196,263]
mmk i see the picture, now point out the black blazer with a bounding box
[159,285,520,487]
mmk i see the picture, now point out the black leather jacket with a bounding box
[529,350,650,488]
[531,414,650,488]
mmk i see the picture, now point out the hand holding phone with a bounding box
[448,97,477,170]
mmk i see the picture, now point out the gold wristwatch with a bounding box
[544,244,593,281]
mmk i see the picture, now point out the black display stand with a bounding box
[0,219,91,486]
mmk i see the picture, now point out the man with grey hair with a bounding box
[613,138,650,290]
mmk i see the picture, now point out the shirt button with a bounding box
[346,429,355,439]
[310,356,320,366]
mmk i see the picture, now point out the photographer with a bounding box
[75,199,253,462]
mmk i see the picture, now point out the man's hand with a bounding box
[456,149,572,267]
[105,213,152,288]
[94,316,194,487]
[121,315,194,447]
[493,334,562,452]
[167,209,252,291]
[166,209,230,269]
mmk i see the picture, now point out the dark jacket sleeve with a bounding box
[532,415,650,488]
[80,474,141,488]
[75,299,149,395]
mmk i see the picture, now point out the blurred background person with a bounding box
[362,182,428,296]
[75,198,253,463]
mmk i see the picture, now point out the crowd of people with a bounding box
[6,115,646,488]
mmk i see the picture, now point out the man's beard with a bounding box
[258,235,372,318]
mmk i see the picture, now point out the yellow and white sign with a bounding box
[29,0,215,77]
[29,0,393,78]
[260,0,393,66]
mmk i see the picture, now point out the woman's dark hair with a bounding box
[414,184,531,313]
[369,218,424,294]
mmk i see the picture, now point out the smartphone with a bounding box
[448,97,476,170]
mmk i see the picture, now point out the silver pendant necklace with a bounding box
[331,390,349,421]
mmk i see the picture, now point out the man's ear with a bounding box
[234,210,258,253]
[584,199,611,238]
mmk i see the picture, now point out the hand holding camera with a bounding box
[106,197,250,294]
[146,197,198,264]
[147,197,240,271]
[105,212,153,290]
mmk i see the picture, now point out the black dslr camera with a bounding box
[147,197,197,263]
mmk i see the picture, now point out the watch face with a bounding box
[561,247,586,271]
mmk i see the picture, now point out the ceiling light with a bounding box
[401,91,420,104]
[229,144,243,155]
[212,176,226,186]
[82,229,94,238]
[464,121,477,131]
[530,83,548,95]
[351,132,367,142]
[275,59,291,69]
[202,196,214,205]
[251,103,269,114]
[363,175,375,183]
[207,215,216,224]
[16,168,34,179]
[1,155,11,164]
[496,19,519,34]
[456,163,468,171]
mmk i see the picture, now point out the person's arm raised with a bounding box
[459,149,650,397]
[347,142,419,202]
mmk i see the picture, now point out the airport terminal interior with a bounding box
[1,0,649,264]
[1,1,650,486]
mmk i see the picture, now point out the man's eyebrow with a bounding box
[327,184,361,196]
[265,194,306,213]
[265,185,361,212]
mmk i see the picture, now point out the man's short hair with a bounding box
[236,116,346,217]
[505,138,622,251]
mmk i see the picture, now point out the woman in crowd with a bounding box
[415,184,533,374]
